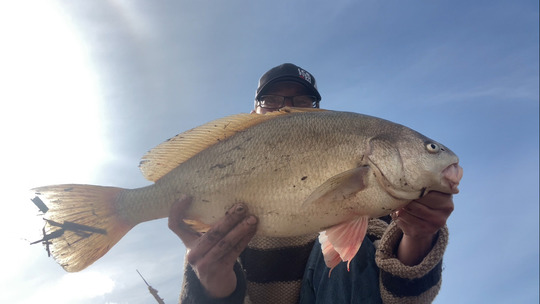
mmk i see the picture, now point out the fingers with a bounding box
[168,195,201,246]
[187,203,257,265]
[168,199,258,298]
[393,192,455,238]
[402,192,454,220]
[394,205,434,235]
[191,214,258,273]
[210,215,258,265]
[416,191,455,213]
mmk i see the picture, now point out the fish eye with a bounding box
[426,142,441,153]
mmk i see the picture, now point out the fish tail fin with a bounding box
[318,216,369,277]
[31,184,133,272]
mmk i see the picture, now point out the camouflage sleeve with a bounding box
[179,261,246,304]
[375,221,449,304]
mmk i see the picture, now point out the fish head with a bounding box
[367,127,463,200]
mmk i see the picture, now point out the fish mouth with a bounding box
[441,163,463,194]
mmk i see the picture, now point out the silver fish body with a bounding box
[32,108,463,272]
[118,110,460,235]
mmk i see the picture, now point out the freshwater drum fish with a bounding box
[30,107,463,272]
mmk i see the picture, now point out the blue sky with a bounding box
[1,1,538,303]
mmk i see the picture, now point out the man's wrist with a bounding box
[202,272,237,299]
[397,233,437,266]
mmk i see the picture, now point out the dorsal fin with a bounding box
[139,107,327,181]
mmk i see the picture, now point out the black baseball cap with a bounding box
[255,63,321,101]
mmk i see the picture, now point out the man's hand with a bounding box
[168,196,258,298]
[393,191,454,266]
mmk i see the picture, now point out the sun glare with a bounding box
[1,1,107,186]
[0,2,111,302]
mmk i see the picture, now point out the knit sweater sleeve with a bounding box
[375,221,449,304]
[179,261,246,304]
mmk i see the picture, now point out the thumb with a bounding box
[168,195,200,247]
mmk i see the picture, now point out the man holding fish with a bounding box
[169,63,459,303]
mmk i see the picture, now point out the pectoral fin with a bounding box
[319,216,370,275]
[303,166,371,207]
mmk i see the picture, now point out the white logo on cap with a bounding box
[297,68,312,84]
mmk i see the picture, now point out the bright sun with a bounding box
[0,2,112,302]
[0,1,107,186]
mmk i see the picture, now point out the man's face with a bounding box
[255,81,312,114]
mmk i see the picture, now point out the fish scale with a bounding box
[31,108,462,272]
